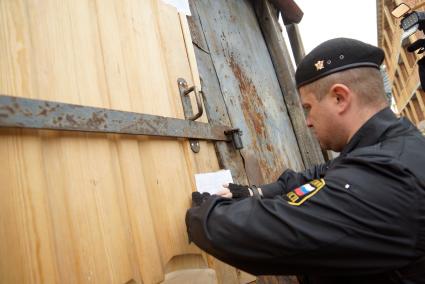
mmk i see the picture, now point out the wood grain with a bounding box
[0,0,242,283]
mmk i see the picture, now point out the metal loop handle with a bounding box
[184,86,204,121]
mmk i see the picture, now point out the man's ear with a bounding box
[329,83,351,113]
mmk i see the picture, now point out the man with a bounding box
[185,38,425,283]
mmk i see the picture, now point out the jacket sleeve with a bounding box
[185,154,419,276]
[260,160,332,198]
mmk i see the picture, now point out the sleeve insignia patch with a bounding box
[286,179,326,206]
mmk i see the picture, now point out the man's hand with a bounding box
[217,183,251,199]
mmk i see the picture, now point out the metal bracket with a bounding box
[178,78,203,121]
[225,129,243,150]
[0,94,243,150]
[178,78,204,153]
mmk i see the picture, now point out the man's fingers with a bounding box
[222,192,233,198]
[217,188,229,195]
[217,188,232,198]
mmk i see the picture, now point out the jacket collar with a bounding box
[340,107,400,156]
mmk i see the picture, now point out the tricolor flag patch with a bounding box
[286,179,325,206]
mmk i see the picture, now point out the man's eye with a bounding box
[303,107,310,116]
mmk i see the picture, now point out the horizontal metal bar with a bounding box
[0,95,231,141]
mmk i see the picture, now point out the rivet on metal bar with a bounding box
[190,140,200,153]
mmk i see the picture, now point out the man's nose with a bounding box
[306,116,313,128]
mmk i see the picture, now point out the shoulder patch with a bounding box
[286,179,326,206]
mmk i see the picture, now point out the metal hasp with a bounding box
[225,129,243,150]
[178,78,204,153]
[178,78,203,121]
[0,94,242,149]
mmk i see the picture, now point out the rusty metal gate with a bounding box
[188,0,324,282]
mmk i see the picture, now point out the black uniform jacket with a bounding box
[185,108,425,283]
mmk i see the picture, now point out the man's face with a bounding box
[299,87,340,151]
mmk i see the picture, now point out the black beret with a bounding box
[295,38,385,88]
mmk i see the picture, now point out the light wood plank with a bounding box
[416,90,425,114]
[0,0,239,283]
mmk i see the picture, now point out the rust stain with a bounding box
[38,109,48,116]
[65,114,78,126]
[243,153,265,185]
[228,54,267,138]
[227,54,283,183]
[52,116,63,125]
[8,101,32,117]
[266,144,273,152]
[259,157,277,182]
[87,112,106,128]
[0,105,15,114]
[37,103,59,116]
